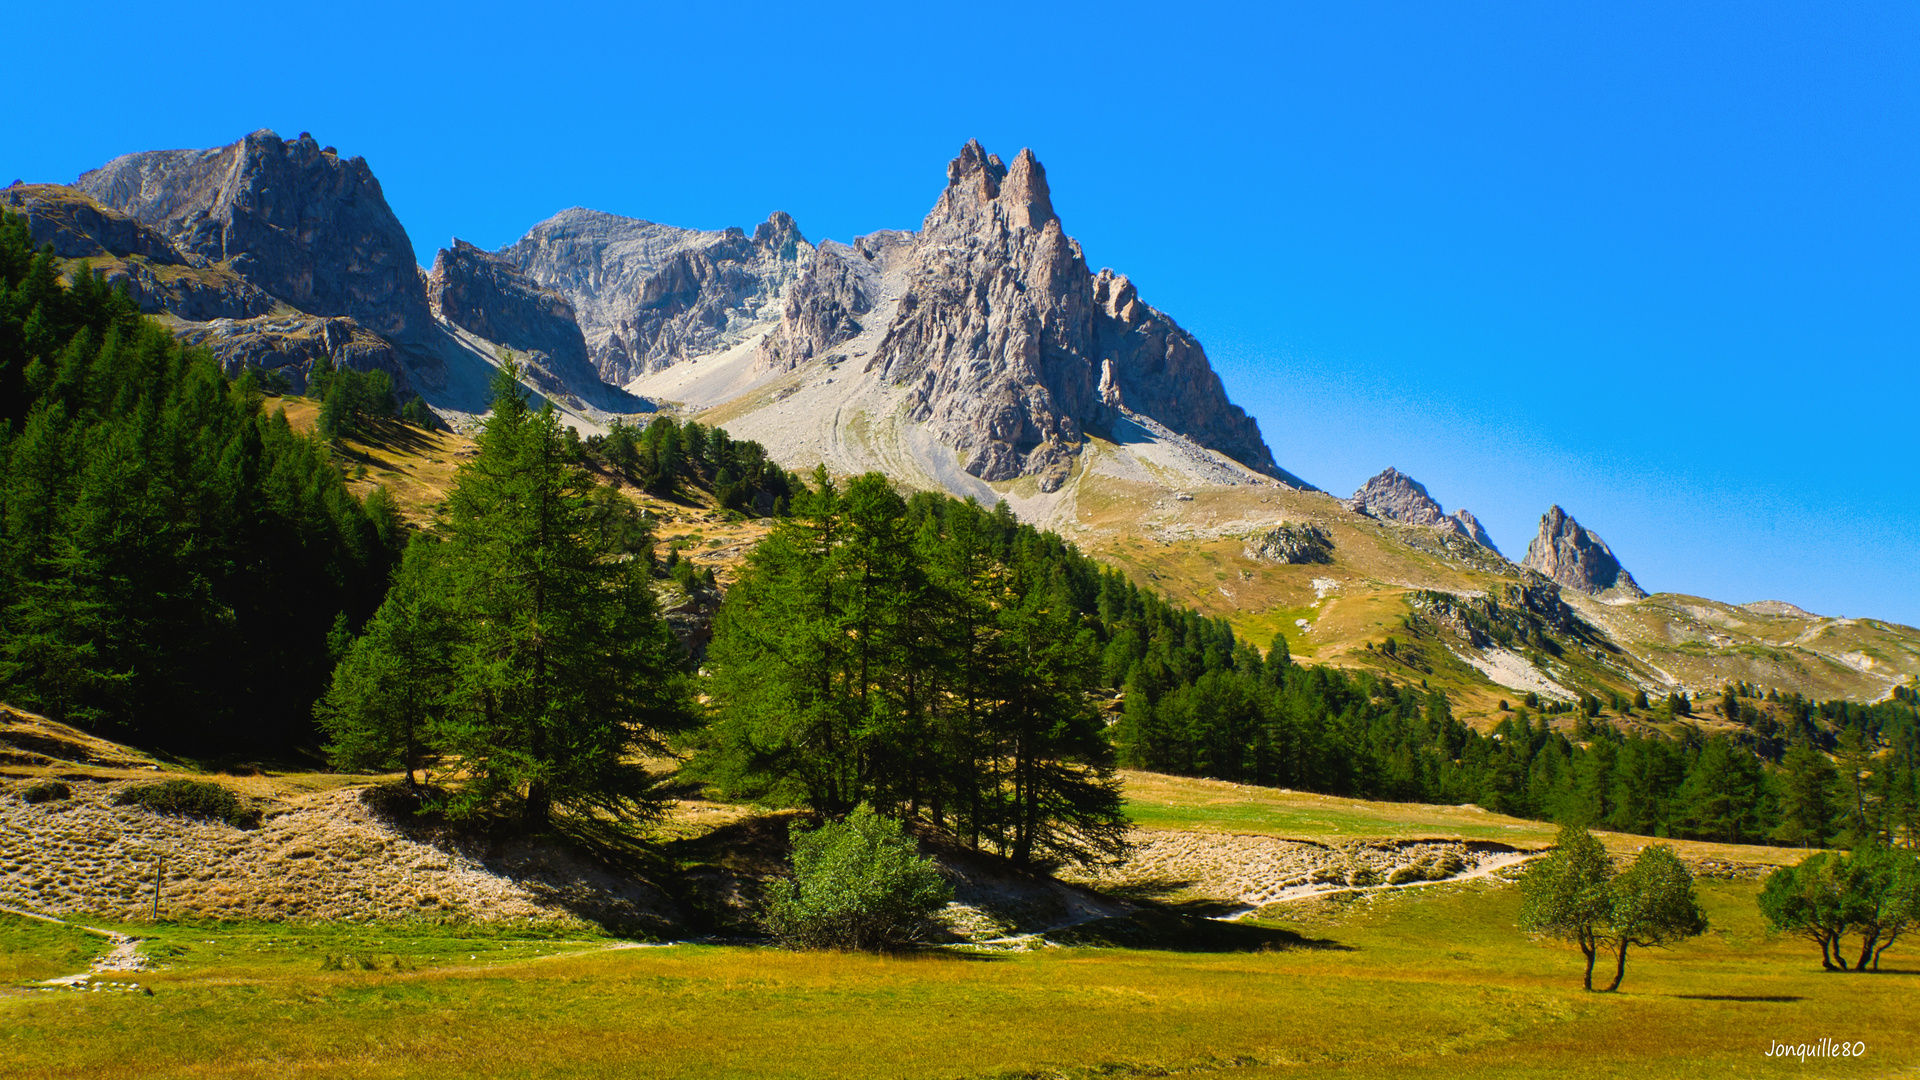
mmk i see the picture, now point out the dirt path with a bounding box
[1211,849,1541,919]
[0,901,149,988]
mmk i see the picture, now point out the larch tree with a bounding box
[321,363,692,827]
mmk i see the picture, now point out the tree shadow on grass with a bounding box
[1052,908,1352,953]
[1673,995,1806,1003]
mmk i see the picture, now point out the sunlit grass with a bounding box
[4,878,1911,1079]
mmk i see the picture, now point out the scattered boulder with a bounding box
[1243,524,1334,565]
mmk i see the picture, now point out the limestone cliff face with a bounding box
[75,130,434,342]
[1522,505,1647,600]
[1,183,277,321]
[498,208,810,384]
[1349,467,1501,555]
[428,240,604,401]
[754,237,887,372]
[763,141,1284,489]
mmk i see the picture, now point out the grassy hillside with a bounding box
[277,394,1919,717]
[1053,462,1920,722]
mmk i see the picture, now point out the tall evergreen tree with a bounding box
[322,363,693,827]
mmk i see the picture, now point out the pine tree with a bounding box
[326,363,692,826]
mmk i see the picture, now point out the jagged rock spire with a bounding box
[1522,505,1646,600]
[1350,467,1500,555]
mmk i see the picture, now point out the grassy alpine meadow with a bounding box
[4,877,1914,1079]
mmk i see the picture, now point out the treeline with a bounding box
[0,216,403,750]
[1118,632,1920,848]
[584,414,800,514]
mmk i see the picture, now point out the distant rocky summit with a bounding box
[498,208,810,385]
[428,240,640,412]
[76,130,435,343]
[1349,467,1500,554]
[1521,505,1646,600]
[763,141,1286,489]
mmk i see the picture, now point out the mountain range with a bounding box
[7,129,1916,711]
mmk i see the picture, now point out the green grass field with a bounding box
[4,876,1913,1079]
[1120,770,1561,844]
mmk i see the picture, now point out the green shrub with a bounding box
[21,781,71,804]
[114,779,260,828]
[763,805,953,951]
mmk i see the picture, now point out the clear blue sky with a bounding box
[6,2,1916,625]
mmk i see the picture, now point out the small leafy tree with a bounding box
[764,805,954,951]
[1602,844,1708,991]
[1521,825,1707,991]
[1760,845,1920,971]
[1519,823,1615,990]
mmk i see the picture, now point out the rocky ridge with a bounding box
[428,240,643,413]
[498,208,811,385]
[761,141,1289,490]
[1522,505,1647,601]
[1349,467,1500,554]
[76,130,436,344]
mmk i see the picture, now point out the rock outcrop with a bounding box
[1521,505,1646,600]
[174,315,405,394]
[498,208,811,384]
[1,184,277,321]
[75,130,435,342]
[1349,467,1500,554]
[427,239,641,411]
[759,140,1285,489]
[1243,524,1334,565]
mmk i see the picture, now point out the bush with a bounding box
[21,780,71,804]
[763,805,953,951]
[114,779,260,828]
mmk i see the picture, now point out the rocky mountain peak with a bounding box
[428,239,627,410]
[1521,505,1646,600]
[499,207,812,384]
[75,129,433,343]
[931,142,1057,235]
[1349,467,1500,554]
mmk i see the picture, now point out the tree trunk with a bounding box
[524,780,551,831]
[1580,939,1597,992]
[1604,937,1631,992]
[1856,930,1880,973]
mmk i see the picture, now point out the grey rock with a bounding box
[0,184,277,321]
[428,239,644,413]
[1349,467,1500,555]
[75,130,434,342]
[755,239,879,372]
[1243,524,1334,565]
[174,314,404,394]
[498,208,811,384]
[771,140,1289,489]
[1742,600,1820,619]
[1521,505,1646,600]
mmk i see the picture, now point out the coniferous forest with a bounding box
[0,216,403,751]
[2,209,1915,855]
